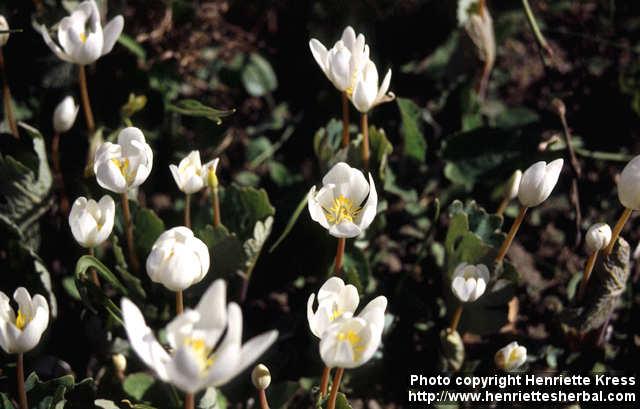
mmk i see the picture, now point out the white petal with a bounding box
[451,276,470,302]
[322,162,354,186]
[37,24,73,62]
[307,186,330,230]
[101,15,124,55]
[195,280,227,334]
[309,39,330,76]
[619,155,640,209]
[329,221,361,238]
[356,173,377,231]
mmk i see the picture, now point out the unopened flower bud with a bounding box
[206,158,220,190]
[585,223,612,254]
[617,154,640,210]
[251,363,271,390]
[505,170,522,200]
[112,353,127,373]
[517,159,563,207]
[0,15,9,47]
[53,96,79,134]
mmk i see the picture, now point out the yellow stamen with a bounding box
[80,32,87,43]
[323,195,360,225]
[15,310,27,330]
[184,337,215,369]
[507,349,521,365]
[111,158,131,180]
[336,330,365,361]
[330,305,343,322]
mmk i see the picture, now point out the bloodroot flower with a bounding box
[0,288,49,354]
[494,341,527,371]
[307,162,378,238]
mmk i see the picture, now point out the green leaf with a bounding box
[123,372,156,401]
[167,99,235,125]
[134,208,165,258]
[269,193,308,253]
[118,34,146,61]
[95,400,120,409]
[24,373,75,409]
[333,393,353,409]
[75,255,128,295]
[112,235,147,298]
[368,127,393,180]
[241,53,278,97]
[342,246,371,291]
[220,185,275,241]
[0,393,16,409]
[198,225,245,280]
[397,98,427,163]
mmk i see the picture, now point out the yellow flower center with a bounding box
[111,158,132,182]
[336,329,365,362]
[15,310,28,330]
[184,337,215,370]
[323,195,360,225]
[80,32,87,43]
[329,305,343,322]
[507,348,522,365]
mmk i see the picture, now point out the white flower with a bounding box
[494,341,527,371]
[351,60,395,113]
[309,26,370,94]
[457,0,478,26]
[94,127,153,193]
[0,288,49,354]
[307,162,378,238]
[146,226,210,291]
[251,364,271,390]
[37,0,123,65]
[0,15,10,47]
[53,96,79,134]
[169,151,217,194]
[618,154,640,210]
[505,170,522,200]
[319,295,387,369]
[451,262,490,303]
[122,280,278,394]
[517,159,563,207]
[112,353,127,372]
[69,195,115,248]
[585,223,612,254]
[307,277,359,338]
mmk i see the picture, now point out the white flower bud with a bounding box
[53,96,79,133]
[505,170,522,200]
[69,195,115,248]
[112,353,127,373]
[585,223,612,254]
[517,159,563,207]
[146,227,210,291]
[494,341,527,371]
[618,154,640,210]
[251,364,271,390]
[451,262,490,303]
[169,151,217,194]
[0,15,10,47]
[0,288,50,354]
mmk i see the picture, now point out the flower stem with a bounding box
[341,92,350,148]
[121,192,140,273]
[319,366,331,397]
[521,0,554,63]
[212,186,221,227]
[0,48,18,138]
[176,290,184,315]
[78,65,95,134]
[495,206,528,264]
[496,195,510,217]
[334,237,346,276]
[449,304,464,333]
[577,251,597,302]
[184,393,194,409]
[88,247,100,287]
[258,388,269,409]
[603,207,632,256]
[327,368,344,409]
[51,131,70,214]
[361,113,370,171]
[184,194,191,229]
[16,353,28,409]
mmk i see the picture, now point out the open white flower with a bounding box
[146,226,210,291]
[517,159,563,207]
[309,26,370,94]
[351,60,395,113]
[0,15,10,47]
[94,127,153,193]
[451,262,490,303]
[494,341,527,371]
[37,0,123,65]
[585,223,612,254]
[69,195,115,248]
[618,154,640,210]
[169,151,218,194]
[307,162,378,238]
[122,280,278,394]
[307,277,359,338]
[0,288,49,354]
[53,96,79,134]
[319,295,387,369]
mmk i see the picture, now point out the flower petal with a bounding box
[101,15,124,55]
